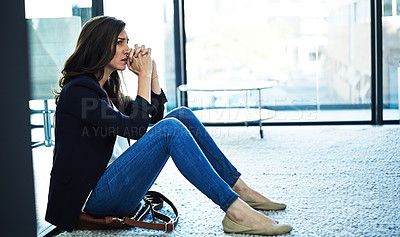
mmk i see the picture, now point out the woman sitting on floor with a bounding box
[45,16,292,236]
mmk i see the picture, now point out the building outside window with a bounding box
[384,0,393,16]
[184,0,399,122]
[382,0,400,120]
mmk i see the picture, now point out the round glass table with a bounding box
[177,82,275,138]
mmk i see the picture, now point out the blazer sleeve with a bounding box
[150,89,168,124]
[124,89,167,125]
[60,82,157,140]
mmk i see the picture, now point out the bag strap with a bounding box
[118,191,179,232]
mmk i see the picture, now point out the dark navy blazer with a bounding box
[45,75,167,231]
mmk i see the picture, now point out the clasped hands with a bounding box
[127,44,157,81]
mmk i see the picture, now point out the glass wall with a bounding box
[184,0,373,122]
[26,0,91,145]
[104,0,176,110]
[382,0,400,121]
[24,0,92,235]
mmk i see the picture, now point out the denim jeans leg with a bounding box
[165,107,241,187]
[84,118,238,217]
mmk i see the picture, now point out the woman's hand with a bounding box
[128,44,152,102]
[127,44,152,77]
[151,60,162,95]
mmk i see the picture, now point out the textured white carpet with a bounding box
[56,125,400,236]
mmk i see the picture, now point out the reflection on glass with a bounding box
[397,0,400,15]
[27,17,81,100]
[384,0,393,16]
[104,0,176,110]
[382,0,400,120]
[185,0,372,122]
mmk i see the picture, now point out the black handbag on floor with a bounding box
[75,191,179,232]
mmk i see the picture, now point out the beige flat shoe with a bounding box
[246,201,287,211]
[222,215,293,236]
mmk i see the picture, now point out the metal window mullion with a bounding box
[174,0,188,107]
[371,0,377,123]
[376,0,383,124]
[92,0,104,17]
[371,0,383,125]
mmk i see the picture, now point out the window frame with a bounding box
[176,0,398,125]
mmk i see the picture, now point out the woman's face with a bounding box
[106,30,130,72]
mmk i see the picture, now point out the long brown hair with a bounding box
[54,16,130,112]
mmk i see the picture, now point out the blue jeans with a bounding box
[84,107,241,217]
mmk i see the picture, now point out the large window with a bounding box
[104,0,176,110]
[21,1,399,235]
[24,0,92,235]
[184,0,374,122]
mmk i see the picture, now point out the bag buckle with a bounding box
[112,217,125,224]
[165,223,174,232]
